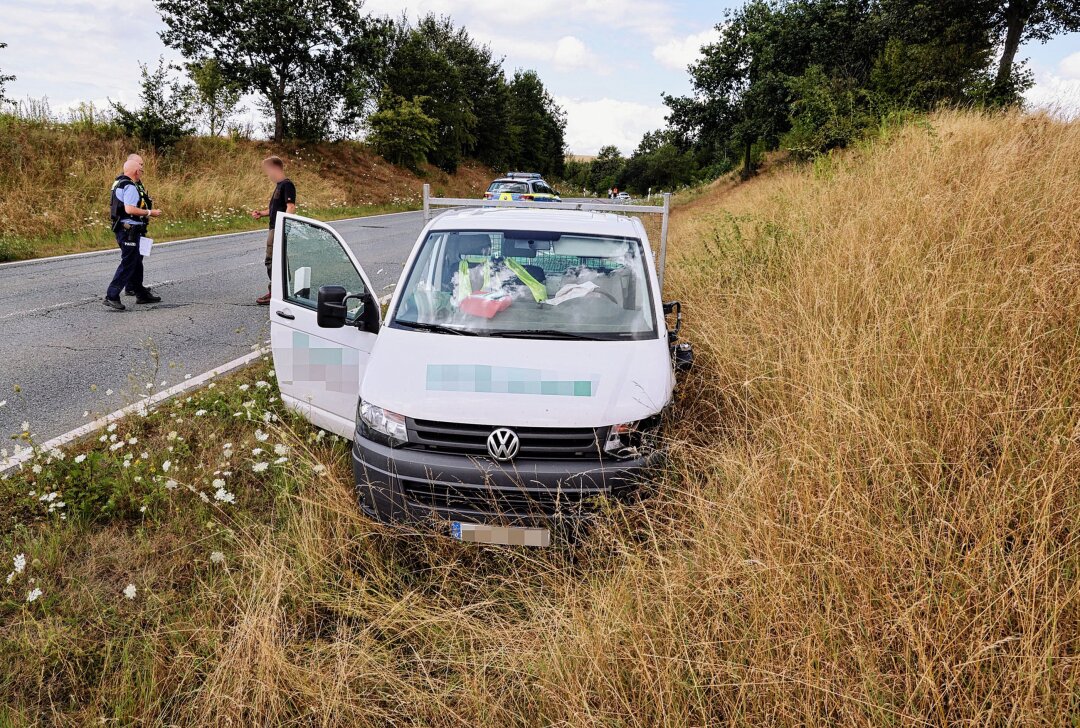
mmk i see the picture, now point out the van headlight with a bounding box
[357,399,407,445]
[603,416,662,459]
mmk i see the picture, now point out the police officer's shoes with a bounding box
[103,298,125,311]
[135,291,162,304]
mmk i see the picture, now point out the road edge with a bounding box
[1,346,269,474]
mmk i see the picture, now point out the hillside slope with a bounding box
[1,111,1077,726]
[0,120,492,260]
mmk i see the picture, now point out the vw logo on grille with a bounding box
[486,428,520,461]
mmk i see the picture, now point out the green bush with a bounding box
[367,94,438,169]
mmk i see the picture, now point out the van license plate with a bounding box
[451,522,551,547]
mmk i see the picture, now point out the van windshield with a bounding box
[390,230,658,340]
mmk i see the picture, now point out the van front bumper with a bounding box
[351,435,659,526]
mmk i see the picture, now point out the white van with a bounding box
[268,202,691,546]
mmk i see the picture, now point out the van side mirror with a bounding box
[317,285,348,328]
[317,285,381,333]
[357,291,381,334]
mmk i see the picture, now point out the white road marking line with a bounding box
[0,209,423,269]
[0,346,269,474]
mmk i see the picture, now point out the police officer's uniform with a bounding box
[105,175,160,308]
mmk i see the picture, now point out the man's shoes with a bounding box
[256,290,271,306]
[103,298,125,311]
[135,290,162,304]
[124,289,136,296]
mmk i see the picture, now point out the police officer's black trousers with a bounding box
[106,230,146,300]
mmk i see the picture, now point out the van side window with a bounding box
[282,218,366,319]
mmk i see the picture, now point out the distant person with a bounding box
[104,154,162,310]
[251,156,296,305]
[607,188,613,199]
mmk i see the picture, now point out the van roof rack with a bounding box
[421,183,673,292]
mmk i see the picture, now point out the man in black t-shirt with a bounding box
[251,156,296,305]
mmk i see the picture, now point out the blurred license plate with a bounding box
[451,521,551,547]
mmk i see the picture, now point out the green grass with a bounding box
[0,203,418,263]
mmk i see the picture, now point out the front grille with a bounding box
[406,418,604,461]
[400,477,610,517]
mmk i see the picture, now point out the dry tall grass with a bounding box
[2,111,1077,726]
[182,112,1079,725]
[0,119,491,253]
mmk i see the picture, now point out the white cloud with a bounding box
[1026,72,1080,119]
[557,96,668,155]
[552,36,599,72]
[652,27,721,71]
[481,34,600,72]
[1060,51,1080,80]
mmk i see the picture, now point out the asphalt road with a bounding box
[0,211,426,446]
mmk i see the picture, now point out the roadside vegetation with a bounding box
[0,106,493,262]
[565,0,1079,196]
[1,110,1076,725]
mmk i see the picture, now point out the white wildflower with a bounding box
[211,478,226,488]
[195,409,207,417]
[164,479,178,490]
[210,551,225,564]
[123,584,137,600]
[21,421,29,433]
[31,464,41,474]
[13,553,26,574]
[26,587,42,603]
[107,423,117,433]
[255,380,269,388]
[238,384,250,391]
[274,443,288,456]
[161,460,172,472]
[74,454,86,464]
[273,457,288,465]
[254,430,269,442]
[252,462,269,473]
[214,487,235,504]
[109,441,124,451]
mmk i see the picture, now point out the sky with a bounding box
[1,0,1078,154]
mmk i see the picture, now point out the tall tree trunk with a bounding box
[994,0,1030,97]
[273,102,285,143]
[273,75,287,142]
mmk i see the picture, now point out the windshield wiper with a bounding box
[394,320,478,336]
[486,329,609,341]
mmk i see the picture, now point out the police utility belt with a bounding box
[119,221,148,242]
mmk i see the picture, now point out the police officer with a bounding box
[103,154,163,310]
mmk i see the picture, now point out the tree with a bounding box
[156,0,388,142]
[367,93,438,168]
[111,59,194,151]
[989,0,1080,98]
[588,145,626,192]
[0,42,14,106]
[506,69,567,177]
[181,59,242,136]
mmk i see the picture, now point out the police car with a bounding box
[484,172,562,203]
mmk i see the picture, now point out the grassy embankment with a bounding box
[1,111,1078,725]
[0,117,493,262]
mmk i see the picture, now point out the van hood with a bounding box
[360,327,674,428]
